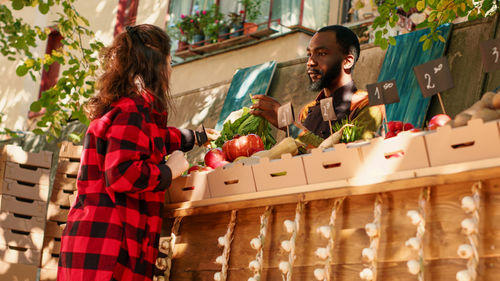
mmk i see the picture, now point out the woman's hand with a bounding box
[166,150,189,179]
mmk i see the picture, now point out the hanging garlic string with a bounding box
[405,187,430,280]
[280,201,305,281]
[215,210,238,281]
[162,216,183,281]
[360,194,382,281]
[456,181,481,281]
[314,197,345,281]
[248,206,274,281]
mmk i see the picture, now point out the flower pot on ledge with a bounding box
[192,34,205,47]
[218,26,231,42]
[230,24,244,38]
[243,22,258,35]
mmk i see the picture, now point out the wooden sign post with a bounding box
[479,38,500,72]
[320,97,337,136]
[413,57,454,115]
[277,102,295,137]
[366,80,400,135]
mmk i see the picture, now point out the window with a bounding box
[114,0,140,36]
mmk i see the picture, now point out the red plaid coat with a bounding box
[58,93,195,281]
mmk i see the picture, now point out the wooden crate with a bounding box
[42,221,64,257]
[39,267,58,281]
[0,194,47,218]
[168,171,211,203]
[0,261,38,281]
[1,178,49,202]
[41,249,60,269]
[56,159,80,176]
[46,203,70,223]
[207,163,257,198]
[52,173,77,192]
[251,153,307,192]
[58,141,83,161]
[0,227,44,250]
[50,186,76,207]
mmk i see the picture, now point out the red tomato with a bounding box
[222,134,264,161]
[394,121,403,131]
[403,123,414,131]
[385,131,397,139]
[428,114,451,130]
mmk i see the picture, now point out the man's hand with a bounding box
[166,150,189,179]
[250,95,281,129]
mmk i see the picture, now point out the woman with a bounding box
[58,24,211,281]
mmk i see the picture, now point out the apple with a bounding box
[204,148,228,169]
[187,165,203,174]
[385,131,396,139]
[394,121,403,131]
[403,123,414,131]
[428,114,451,130]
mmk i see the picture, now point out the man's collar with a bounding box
[315,80,356,102]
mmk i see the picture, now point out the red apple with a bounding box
[385,131,396,139]
[394,121,403,131]
[187,165,203,174]
[428,114,451,130]
[204,148,228,169]
[200,166,213,172]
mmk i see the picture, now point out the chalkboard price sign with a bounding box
[366,80,399,106]
[413,57,454,98]
[277,102,295,129]
[480,38,500,72]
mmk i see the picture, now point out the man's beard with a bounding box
[309,60,342,91]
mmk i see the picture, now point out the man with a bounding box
[250,25,382,146]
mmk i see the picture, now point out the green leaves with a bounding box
[15,64,28,76]
[11,0,24,10]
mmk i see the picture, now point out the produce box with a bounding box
[251,153,307,192]
[46,204,70,223]
[50,186,76,207]
[58,141,83,161]
[1,145,52,169]
[3,162,50,186]
[0,211,45,234]
[40,249,59,269]
[0,226,44,250]
[0,243,41,266]
[1,178,49,202]
[52,173,77,192]
[208,163,257,197]
[301,144,362,184]
[425,118,500,166]
[358,131,430,175]
[39,267,58,281]
[0,261,38,281]
[56,159,80,176]
[168,171,211,203]
[0,194,47,218]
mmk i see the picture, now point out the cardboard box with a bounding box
[0,261,38,281]
[58,141,83,160]
[1,145,52,168]
[4,161,50,186]
[0,194,47,218]
[1,178,50,202]
[50,186,76,207]
[0,211,45,234]
[52,173,77,192]
[41,249,60,269]
[252,154,307,192]
[0,243,41,266]
[40,267,58,281]
[301,144,363,184]
[0,227,44,250]
[44,221,65,238]
[56,159,80,176]
[359,132,430,175]
[168,171,211,203]
[208,163,257,197]
[42,236,61,255]
[46,204,70,223]
[425,119,500,166]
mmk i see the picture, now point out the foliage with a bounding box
[331,118,362,143]
[371,0,499,51]
[240,0,262,22]
[228,10,245,26]
[0,0,103,142]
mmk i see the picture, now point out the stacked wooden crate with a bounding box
[40,141,82,281]
[0,145,52,281]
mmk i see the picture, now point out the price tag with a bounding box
[366,80,399,106]
[277,102,295,129]
[413,57,454,98]
[320,97,337,121]
[480,38,500,72]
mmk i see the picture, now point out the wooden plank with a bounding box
[167,180,500,280]
[1,145,52,168]
[165,161,500,217]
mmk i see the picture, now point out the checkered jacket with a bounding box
[58,94,195,281]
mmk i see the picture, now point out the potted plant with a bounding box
[191,10,206,47]
[217,19,231,41]
[228,10,244,38]
[174,14,193,50]
[240,0,262,34]
[203,4,225,43]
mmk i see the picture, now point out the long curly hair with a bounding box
[85,24,173,124]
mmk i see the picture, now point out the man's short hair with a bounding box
[317,25,360,64]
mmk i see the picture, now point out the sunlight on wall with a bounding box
[136,0,169,26]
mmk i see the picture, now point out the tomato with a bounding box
[403,123,414,131]
[222,134,264,161]
[387,121,403,132]
[428,114,451,130]
[385,131,397,139]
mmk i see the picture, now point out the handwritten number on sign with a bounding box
[493,47,499,63]
[322,102,329,119]
[424,73,435,89]
[374,86,381,99]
